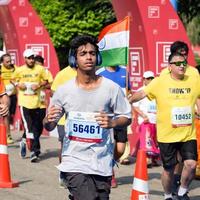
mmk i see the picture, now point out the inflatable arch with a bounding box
[112,0,196,90]
[0,0,59,76]
[0,0,196,85]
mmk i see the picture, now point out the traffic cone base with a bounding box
[0,181,19,188]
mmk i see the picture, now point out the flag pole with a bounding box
[126,16,131,96]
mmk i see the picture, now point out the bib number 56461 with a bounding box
[73,124,101,134]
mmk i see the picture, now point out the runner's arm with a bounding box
[128,90,146,104]
[43,105,63,131]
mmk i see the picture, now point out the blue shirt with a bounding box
[96,66,130,92]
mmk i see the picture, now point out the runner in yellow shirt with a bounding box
[34,55,53,141]
[160,41,200,195]
[129,53,200,200]
[11,49,48,162]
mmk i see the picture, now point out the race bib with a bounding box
[67,111,103,143]
[5,84,14,96]
[40,90,46,103]
[147,101,157,124]
[147,101,156,114]
[24,82,37,95]
[171,106,192,127]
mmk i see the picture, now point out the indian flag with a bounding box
[98,16,130,67]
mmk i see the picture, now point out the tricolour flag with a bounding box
[98,16,130,67]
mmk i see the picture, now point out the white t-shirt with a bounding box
[51,77,131,176]
[133,86,157,124]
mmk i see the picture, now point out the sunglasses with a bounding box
[170,60,187,67]
[145,77,154,80]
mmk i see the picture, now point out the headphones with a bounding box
[68,48,102,68]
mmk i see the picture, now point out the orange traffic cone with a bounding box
[0,122,19,188]
[131,149,149,200]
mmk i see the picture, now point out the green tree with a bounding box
[30,0,116,67]
[177,0,200,24]
[177,0,200,45]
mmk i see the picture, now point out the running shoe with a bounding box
[59,172,65,188]
[30,152,38,163]
[20,139,26,158]
[68,194,74,200]
[176,193,190,200]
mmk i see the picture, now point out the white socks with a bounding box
[178,186,188,196]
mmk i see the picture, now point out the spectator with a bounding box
[132,71,160,168]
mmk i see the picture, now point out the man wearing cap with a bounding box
[129,53,199,200]
[11,49,48,162]
[132,71,160,168]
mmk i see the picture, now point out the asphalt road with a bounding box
[0,132,200,200]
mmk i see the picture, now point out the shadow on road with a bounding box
[39,148,60,161]
[18,179,32,185]
[116,172,161,186]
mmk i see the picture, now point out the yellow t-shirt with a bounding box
[1,64,17,96]
[160,65,199,79]
[40,69,53,109]
[51,66,77,125]
[144,73,200,143]
[12,64,48,109]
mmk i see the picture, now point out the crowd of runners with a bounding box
[1,35,200,200]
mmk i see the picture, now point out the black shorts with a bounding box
[57,125,65,142]
[63,172,111,200]
[114,127,128,143]
[158,140,197,170]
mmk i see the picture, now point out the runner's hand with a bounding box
[95,112,114,128]
[46,105,62,122]
[127,93,133,103]
[18,83,26,90]
[31,84,40,91]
